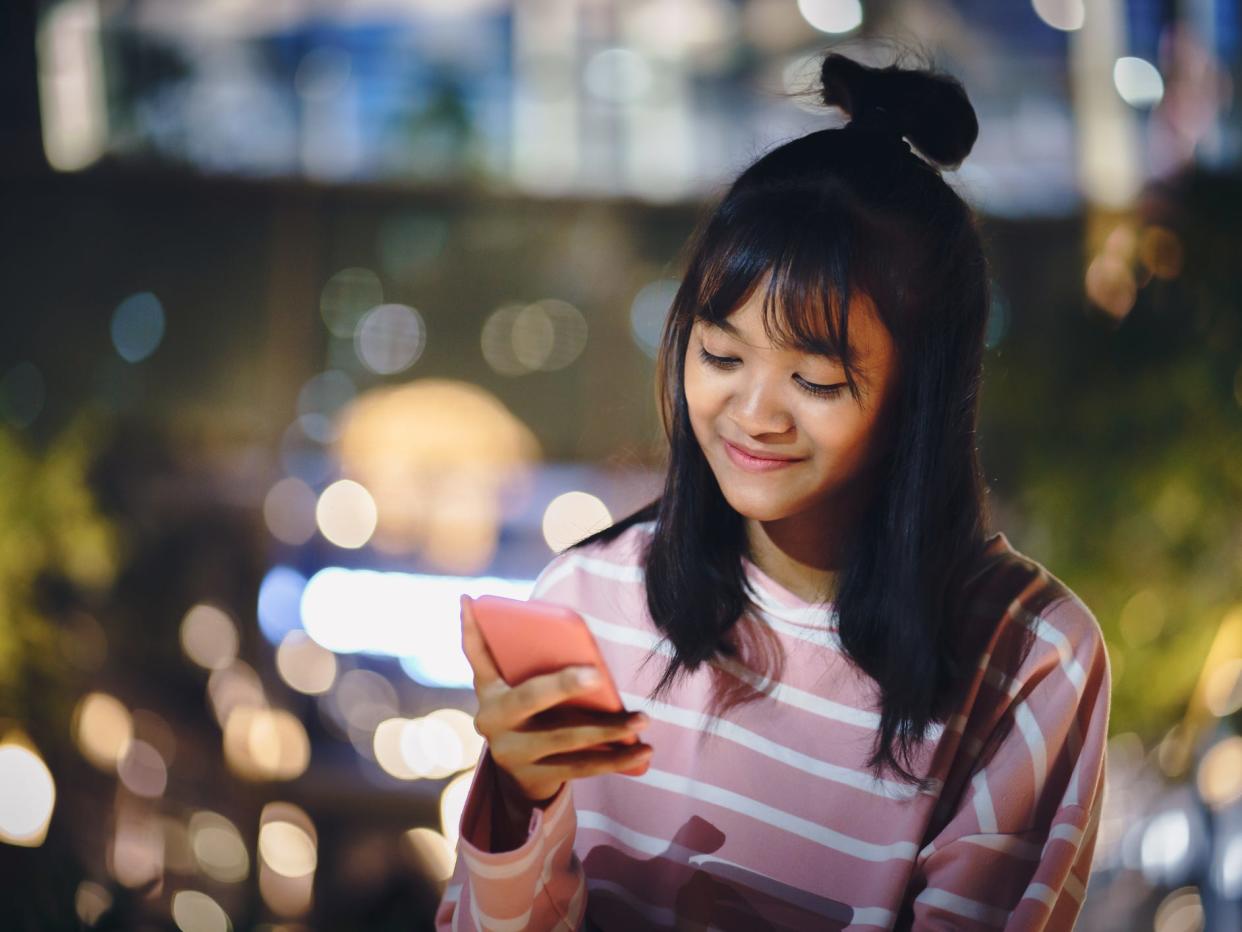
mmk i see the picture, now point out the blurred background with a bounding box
[0,0,1239,930]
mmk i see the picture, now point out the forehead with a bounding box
[699,291,886,366]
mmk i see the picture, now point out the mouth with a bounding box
[722,439,804,472]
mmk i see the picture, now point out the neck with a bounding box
[746,516,840,605]
[743,472,878,604]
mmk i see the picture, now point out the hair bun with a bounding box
[818,52,979,170]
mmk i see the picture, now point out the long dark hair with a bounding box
[570,50,1001,791]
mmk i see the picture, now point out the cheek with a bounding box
[682,360,717,424]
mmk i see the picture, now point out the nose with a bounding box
[728,374,794,437]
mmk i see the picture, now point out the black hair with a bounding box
[569,49,1006,791]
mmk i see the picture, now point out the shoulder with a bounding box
[964,536,1108,692]
[529,519,653,604]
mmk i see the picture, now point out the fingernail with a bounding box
[575,668,600,686]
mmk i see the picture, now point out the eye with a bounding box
[699,346,847,399]
[794,376,848,400]
[697,346,739,369]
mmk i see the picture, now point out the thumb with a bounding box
[459,595,504,688]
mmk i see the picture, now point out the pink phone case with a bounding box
[468,594,650,777]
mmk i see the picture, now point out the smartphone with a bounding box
[468,594,650,777]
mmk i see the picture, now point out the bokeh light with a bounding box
[257,802,316,918]
[541,490,612,553]
[1152,886,1204,932]
[180,603,240,671]
[1085,252,1137,320]
[430,708,485,769]
[117,739,168,798]
[189,811,249,884]
[75,880,112,926]
[1139,225,1184,280]
[373,718,419,780]
[354,303,426,375]
[257,566,308,644]
[333,668,399,734]
[207,660,266,727]
[132,709,177,768]
[1031,0,1085,31]
[263,477,318,546]
[110,292,165,362]
[796,0,862,35]
[1114,56,1165,108]
[320,268,382,337]
[481,299,588,375]
[1196,736,1242,809]
[439,769,475,851]
[171,890,232,932]
[108,801,163,889]
[0,742,56,847]
[373,713,474,781]
[1204,658,1242,718]
[258,821,317,878]
[316,479,378,549]
[72,691,133,772]
[629,279,679,358]
[401,714,464,780]
[275,630,337,695]
[334,380,540,570]
[223,707,310,781]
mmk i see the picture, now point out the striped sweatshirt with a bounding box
[435,520,1111,931]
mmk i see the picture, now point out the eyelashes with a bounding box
[696,346,847,400]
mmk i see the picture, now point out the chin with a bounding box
[716,483,802,523]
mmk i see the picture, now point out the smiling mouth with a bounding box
[722,439,804,470]
[723,439,801,461]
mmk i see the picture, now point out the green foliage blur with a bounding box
[0,415,119,739]
[982,172,1242,745]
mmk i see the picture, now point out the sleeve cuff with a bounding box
[457,745,573,866]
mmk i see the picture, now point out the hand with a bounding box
[460,594,653,805]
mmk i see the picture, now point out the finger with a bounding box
[459,595,503,687]
[507,665,608,723]
[534,741,653,775]
[536,718,648,758]
[525,705,640,732]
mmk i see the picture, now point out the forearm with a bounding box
[490,765,559,852]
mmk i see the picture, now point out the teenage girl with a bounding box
[437,50,1110,932]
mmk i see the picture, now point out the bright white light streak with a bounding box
[299,569,534,687]
[36,0,108,171]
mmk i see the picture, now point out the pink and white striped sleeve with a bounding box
[434,745,587,931]
[436,552,589,931]
[904,594,1112,931]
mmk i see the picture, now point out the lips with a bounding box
[723,440,802,462]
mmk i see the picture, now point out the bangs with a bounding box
[689,200,874,390]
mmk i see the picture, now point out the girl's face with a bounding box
[683,283,899,525]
